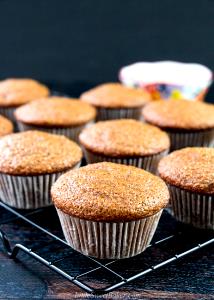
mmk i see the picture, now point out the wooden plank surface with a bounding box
[0,205,213,300]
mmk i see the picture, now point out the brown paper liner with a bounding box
[56,209,163,259]
[166,128,214,151]
[17,122,94,144]
[0,106,16,122]
[95,107,143,121]
[83,148,168,174]
[0,163,80,209]
[169,184,213,230]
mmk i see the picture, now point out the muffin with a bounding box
[51,162,169,259]
[79,119,170,173]
[158,148,214,230]
[0,115,13,136]
[142,99,214,150]
[0,131,82,209]
[15,97,96,143]
[0,78,49,122]
[80,83,151,121]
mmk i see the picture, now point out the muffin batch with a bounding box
[15,96,96,143]
[142,99,214,150]
[0,130,82,209]
[0,77,213,259]
[80,83,151,120]
[79,119,170,173]
[158,147,214,229]
[0,78,49,121]
[52,162,169,259]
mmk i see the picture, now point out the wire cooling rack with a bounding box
[0,200,213,295]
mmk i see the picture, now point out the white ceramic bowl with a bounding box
[119,61,213,101]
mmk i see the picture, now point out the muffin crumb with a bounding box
[51,162,169,221]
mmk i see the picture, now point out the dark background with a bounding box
[0,2,213,298]
[0,0,213,101]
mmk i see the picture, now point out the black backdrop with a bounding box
[0,0,213,101]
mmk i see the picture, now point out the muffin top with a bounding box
[79,119,170,156]
[15,97,96,127]
[158,147,214,194]
[0,115,13,136]
[0,78,49,107]
[51,162,169,222]
[0,131,82,175]
[80,83,151,108]
[142,99,214,130]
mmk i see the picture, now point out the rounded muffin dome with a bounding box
[51,162,169,222]
[0,131,82,175]
[0,115,13,136]
[15,97,96,127]
[0,78,49,107]
[142,99,214,130]
[80,83,151,108]
[158,147,214,194]
[79,119,170,156]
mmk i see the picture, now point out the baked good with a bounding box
[15,96,96,143]
[51,162,169,259]
[142,99,214,150]
[80,83,151,120]
[0,130,82,209]
[0,115,13,137]
[158,147,214,229]
[79,119,170,173]
[0,78,49,122]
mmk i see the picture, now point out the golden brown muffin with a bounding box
[80,83,151,108]
[79,119,170,157]
[15,97,96,127]
[51,162,169,222]
[158,147,214,194]
[0,131,82,175]
[142,99,214,130]
[0,115,13,136]
[0,78,49,107]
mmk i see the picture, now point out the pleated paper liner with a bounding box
[0,107,16,122]
[166,128,214,151]
[83,148,168,174]
[56,208,163,259]
[95,107,142,121]
[17,122,94,144]
[0,163,80,209]
[169,184,213,230]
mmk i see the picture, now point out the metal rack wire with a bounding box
[0,200,213,295]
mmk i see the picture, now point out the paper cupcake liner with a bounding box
[167,128,214,151]
[0,163,80,209]
[83,148,168,174]
[96,107,142,121]
[56,208,162,259]
[17,122,94,144]
[169,184,214,230]
[0,107,16,122]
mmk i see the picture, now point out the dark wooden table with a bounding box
[0,203,213,300]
